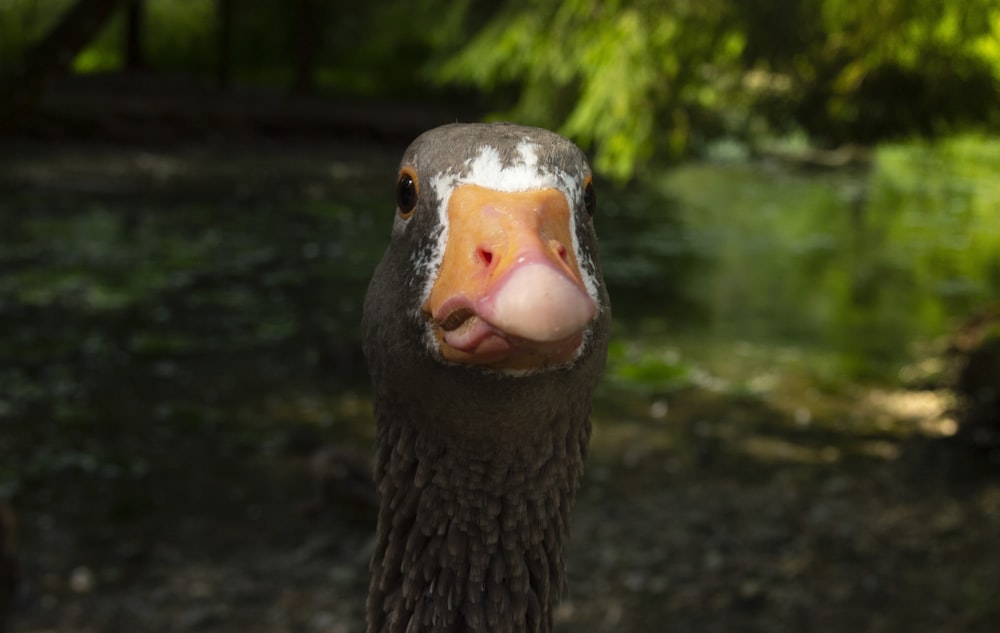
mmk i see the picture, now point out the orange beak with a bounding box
[423,184,596,370]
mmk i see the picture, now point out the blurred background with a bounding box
[0,0,999,631]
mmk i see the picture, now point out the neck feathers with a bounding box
[366,412,590,633]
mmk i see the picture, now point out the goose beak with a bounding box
[424,184,596,369]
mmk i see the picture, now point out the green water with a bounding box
[602,136,1000,388]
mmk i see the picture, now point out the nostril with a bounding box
[477,247,494,266]
[553,242,569,262]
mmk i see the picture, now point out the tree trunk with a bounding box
[0,503,16,633]
[290,0,322,95]
[124,0,145,71]
[0,0,126,129]
[215,0,233,87]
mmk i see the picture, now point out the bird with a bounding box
[362,122,610,633]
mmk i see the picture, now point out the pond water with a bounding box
[603,135,1000,391]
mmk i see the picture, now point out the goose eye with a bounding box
[396,172,418,218]
[583,181,597,218]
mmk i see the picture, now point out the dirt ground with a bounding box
[7,382,1000,633]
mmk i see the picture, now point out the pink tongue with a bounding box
[479,261,595,343]
[441,317,511,354]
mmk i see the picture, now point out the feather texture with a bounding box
[363,123,609,633]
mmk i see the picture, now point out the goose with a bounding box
[362,122,610,633]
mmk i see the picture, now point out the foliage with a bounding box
[753,0,1000,142]
[0,0,479,94]
[439,0,745,179]
[604,340,693,393]
[0,0,76,70]
[440,0,1000,178]
[2,1,1000,178]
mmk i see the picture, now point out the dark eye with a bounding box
[583,181,597,217]
[396,172,418,218]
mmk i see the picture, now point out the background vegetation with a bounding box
[2,0,1000,177]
